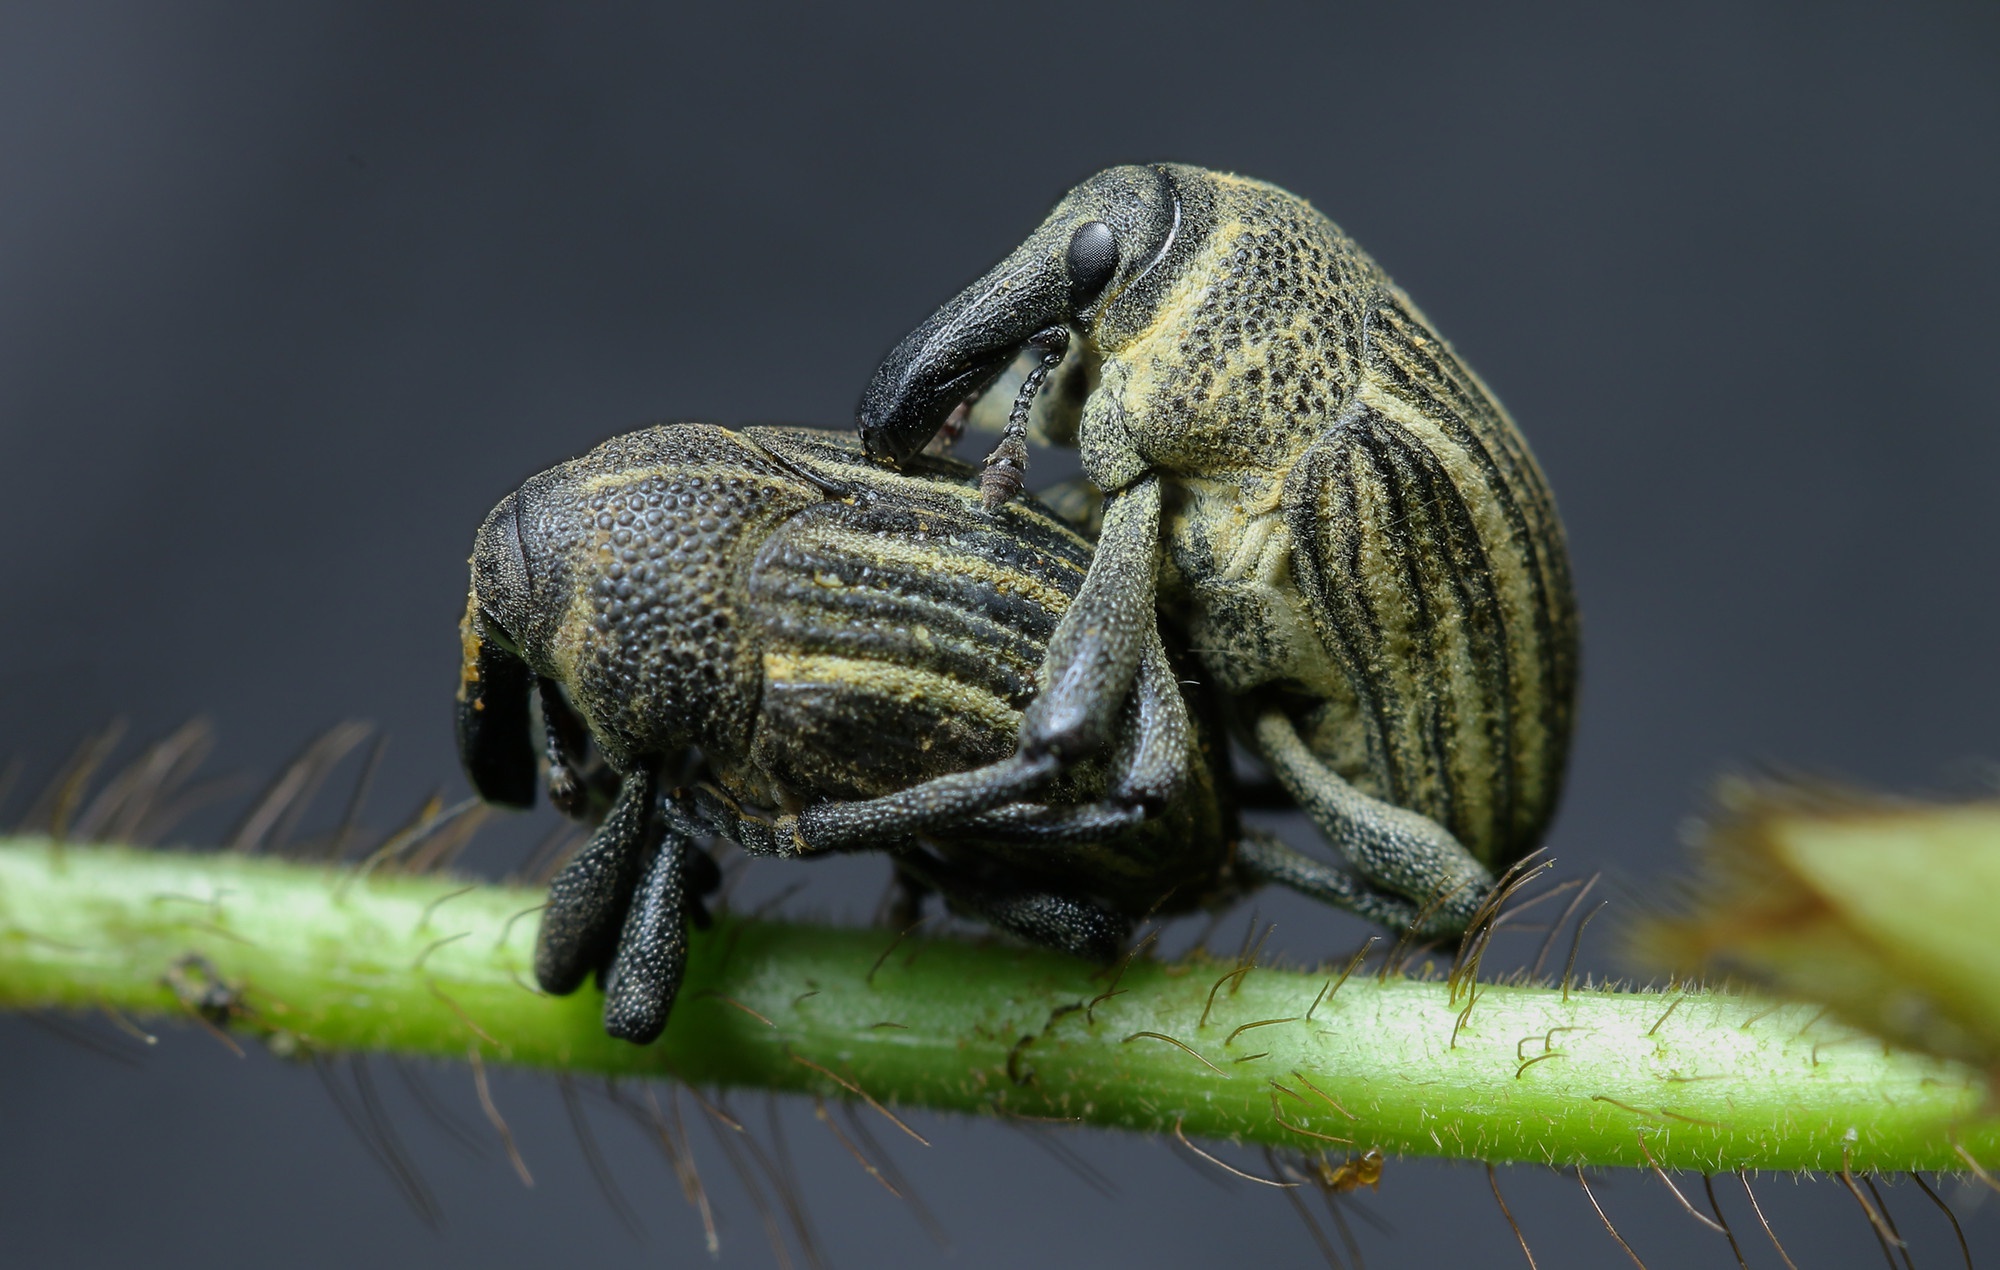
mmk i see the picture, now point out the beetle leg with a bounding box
[1105,622,1191,811]
[669,762,1054,856]
[1233,829,1421,931]
[602,826,707,1044]
[955,622,1193,844]
[1250,707,1493,934]
[456,616,538,809]
[893,850,1127,962]
[535,768,658,996]
[954,801,1141,845]
[786,752,1062,853]
[1020,474,1163,763]
[666,782,776,854]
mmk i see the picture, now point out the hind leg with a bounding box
[1250,708,1492,935]
[1232,830,1421,931]
[892,850,1127,963]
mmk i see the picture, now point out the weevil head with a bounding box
[460,425,835,800]
[458,474,628,804]
[457,491,541,808]
[859,164,1215,464]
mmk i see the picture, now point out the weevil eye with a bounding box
[1066,220,1118,307]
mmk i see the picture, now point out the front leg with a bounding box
[1233,830,1421,931]
[957,623,1193,845]
[1101,620,1191,812]
[535,768,657,995]
[679,753,1062,858]
[1019,474,1164,763]
[601,826,719,1044]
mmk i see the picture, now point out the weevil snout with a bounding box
[468,492,535,644]
[455,602,537,809]
[857,277,1067,465]
[455,492,545,809]
[856,165,1180,473]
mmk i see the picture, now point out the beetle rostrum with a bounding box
[856,163,1579,936]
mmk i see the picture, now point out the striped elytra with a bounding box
[1117,171,1578,871]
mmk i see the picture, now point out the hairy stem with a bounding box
[2,838,1994,1172]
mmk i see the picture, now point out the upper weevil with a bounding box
[855,163,1579,934]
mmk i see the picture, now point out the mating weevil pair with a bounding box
[457,164,1577,1043]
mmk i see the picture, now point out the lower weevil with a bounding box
[459,423,1421,1042]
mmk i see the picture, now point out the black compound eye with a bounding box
[1065,220,1118,307]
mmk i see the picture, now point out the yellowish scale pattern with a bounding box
[1103,170,1576,867]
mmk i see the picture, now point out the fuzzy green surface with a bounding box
[1771,806,2000,1060]
[1,838,1993,1172]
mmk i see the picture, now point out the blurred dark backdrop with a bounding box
[3,3,1997,1267]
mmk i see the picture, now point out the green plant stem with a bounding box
[2,838,1994,1173]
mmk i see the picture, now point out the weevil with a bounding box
[458,423,1400,1043]
[857,163,1579,934]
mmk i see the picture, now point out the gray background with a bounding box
[3,2,1997,1266]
